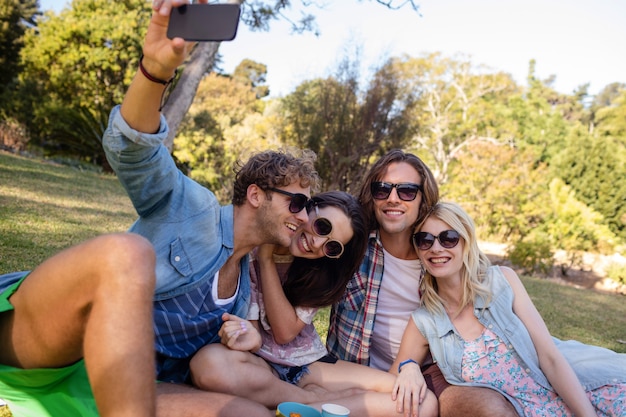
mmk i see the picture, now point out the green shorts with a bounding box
[0,276,99,417]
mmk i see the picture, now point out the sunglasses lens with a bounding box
[324,241,343,258]
[371,182,392,200]
[396,185,419,201]
[439,230,460,248]
[289,194,309,213]
[414,232,435,250]
[313,217,332,236]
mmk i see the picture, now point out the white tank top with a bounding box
[369,248,422,371]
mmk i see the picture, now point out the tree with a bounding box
[16,0,150,163]
[172,60,268,201]
[0,0,39,113]
[545,179,618,264]
[395,52,518,183]
[552,126,626,240]
[507,60,572,164]
[279,55,413,192]
[594,87,626,141]
[444,141,550,243]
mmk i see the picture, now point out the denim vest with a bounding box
[412,266,626,415]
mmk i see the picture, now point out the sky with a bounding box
[40,0,626,98]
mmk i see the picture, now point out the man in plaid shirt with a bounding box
[327,149,517,416]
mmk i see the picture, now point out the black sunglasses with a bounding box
[309,204,345,259]
[268,188,310,213]
[371,182,422,202]
[413,230,461,250]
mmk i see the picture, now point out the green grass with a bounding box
[0,151,136,272]
[2,149,626,356]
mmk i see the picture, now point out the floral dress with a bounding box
[461,328,626,416]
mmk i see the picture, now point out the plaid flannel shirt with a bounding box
[326,231,384,365]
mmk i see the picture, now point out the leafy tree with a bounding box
[0,0,39,113]
[594,87,626,142]
[17,0,150,163]
[173,60,267,201]
[552,126,626,240]
[279,55,413,192]
[232,58,270,99]
[444,141,550,243]
[395,52,519,183]
[588,82,626,134]
[507,60,572,164]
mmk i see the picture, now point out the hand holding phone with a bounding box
[167,3,240,42]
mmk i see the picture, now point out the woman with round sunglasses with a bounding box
[189,191,438,417]
[391,202,626,417]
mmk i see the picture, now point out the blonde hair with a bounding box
[416,202,492,316]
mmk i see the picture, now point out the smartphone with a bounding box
[167,3,241,42]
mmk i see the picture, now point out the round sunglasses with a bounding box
[413,230,461,250]
[309,204,345,259]
[268,188,310,213]
[371,182,422,202]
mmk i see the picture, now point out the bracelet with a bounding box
[398,358,419,373]
[138,54,177,85]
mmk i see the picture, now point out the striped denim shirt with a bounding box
[102,106,251,383]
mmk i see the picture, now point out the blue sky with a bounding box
[40,0,626,98]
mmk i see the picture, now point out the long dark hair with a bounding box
[282,191,367,308]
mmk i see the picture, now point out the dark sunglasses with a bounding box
[309,204,345,259]
[268,188,310,213]
[413,230,461,250]
[371,182,422,202]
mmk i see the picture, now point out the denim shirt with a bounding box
[412,266,626,415]
[102,106,251,380]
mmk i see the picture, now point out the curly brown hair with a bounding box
[232,148,320,206]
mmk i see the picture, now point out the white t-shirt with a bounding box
[369,248,422,371]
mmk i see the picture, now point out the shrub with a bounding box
[606,262,626,286]
[508,234,554,275]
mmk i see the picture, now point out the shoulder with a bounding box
[495,265,523,288]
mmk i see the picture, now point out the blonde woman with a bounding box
[392,201,626,416]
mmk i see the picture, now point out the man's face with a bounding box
[258,184,311,248]
[372,162,423,237]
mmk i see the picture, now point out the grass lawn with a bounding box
[0,149,624,414]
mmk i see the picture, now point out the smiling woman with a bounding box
[393,201,626,416]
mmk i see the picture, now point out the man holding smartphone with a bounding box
[101,1,319,416]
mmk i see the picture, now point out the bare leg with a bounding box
[0,233,157,417]
[304,360,396,392]
[439,386,517,417]
[306,390,437,417]
[156,382,274,417]
[190,344,362,408]
[303,361,438,417]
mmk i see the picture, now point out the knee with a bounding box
[189,345,233,390]
[96,233,156,291]
[104,233,155,266]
